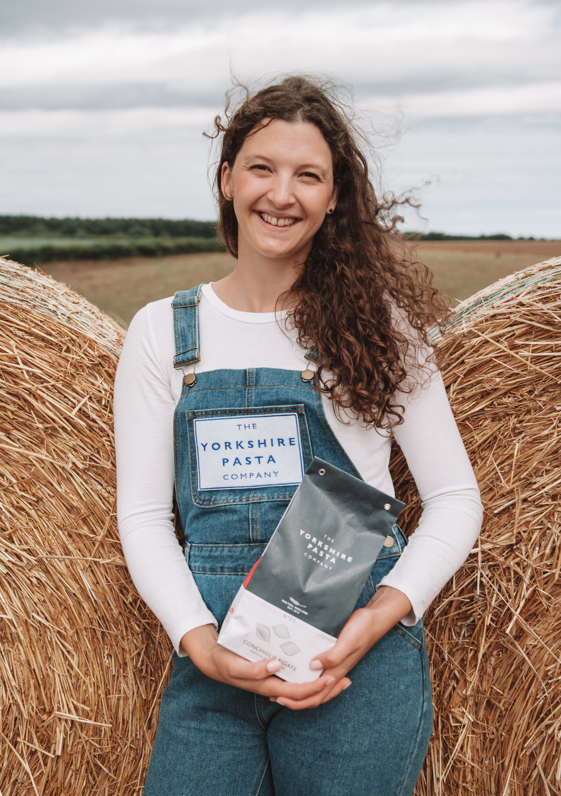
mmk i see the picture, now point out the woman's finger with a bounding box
[309,608,377,672]
[310,636,361,672]
[213,644,347,702]
[258,672,335,700]
[275,677,352,711]
[272,675,336,698]
[217,651,282,683]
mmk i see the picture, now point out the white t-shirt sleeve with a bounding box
[379,364,483,624]
[114,305,216,657]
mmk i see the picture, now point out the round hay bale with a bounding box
[3,255,561,795]
[0,259,171,795]
[391,256,561,796]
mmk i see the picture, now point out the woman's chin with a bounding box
[242,236,308,266]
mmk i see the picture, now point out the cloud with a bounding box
[0,0,559,235]
[0,108,218,220]
[1,2,559,102]
[362,82,561,118]
[0,0,438,36]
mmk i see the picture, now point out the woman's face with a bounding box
[221,119,337,267]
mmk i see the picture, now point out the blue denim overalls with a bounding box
[143,285,433,796]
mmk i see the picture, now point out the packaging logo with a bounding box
[299,529,354,569]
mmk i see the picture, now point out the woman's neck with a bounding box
[213,248,302,313]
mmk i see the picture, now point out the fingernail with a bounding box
[310,660,323,670]
[325,677,336,686]
[277,699,287,707]
[343,681,352,690]
[267,660,281,673]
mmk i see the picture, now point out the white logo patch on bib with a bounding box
[193,412,304,490]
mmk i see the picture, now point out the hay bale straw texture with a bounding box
[0,259,172,795]
[2,255,561,794]
[398,255,561,796]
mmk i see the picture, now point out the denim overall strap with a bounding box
[172,284,319,369]
[172,285,202,368]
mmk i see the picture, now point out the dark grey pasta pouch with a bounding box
[218,457,405,683]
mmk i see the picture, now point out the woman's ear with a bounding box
[221,161,233,200]
[328,185,339,214]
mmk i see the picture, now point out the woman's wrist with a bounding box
[180,623,218,658]
[364,585,413,637]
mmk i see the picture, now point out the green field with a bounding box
[0,235,223,265]
[0,236,105,248]
[23,239,561,328]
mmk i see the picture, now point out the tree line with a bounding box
[403,232,538,241]
[0,215,217,239]
[2,238,223,266]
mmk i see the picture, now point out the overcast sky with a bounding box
[1,0,559,236]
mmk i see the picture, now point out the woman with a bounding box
[115,75,482,795]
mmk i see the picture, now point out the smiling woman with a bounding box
[220,120,337,274]
[114,75,483,796]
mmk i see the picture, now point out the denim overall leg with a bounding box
[143,286,433,796]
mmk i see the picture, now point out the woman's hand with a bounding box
[269,586,413,711]
[181,586,412,711]
[180,624,351,706]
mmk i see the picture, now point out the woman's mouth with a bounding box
[259,212,297,228]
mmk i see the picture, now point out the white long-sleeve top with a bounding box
[115,283,482,656]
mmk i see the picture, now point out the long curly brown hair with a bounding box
[209,75,449,429]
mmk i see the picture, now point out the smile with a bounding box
[259,212,298,228]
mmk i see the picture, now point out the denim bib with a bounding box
[173,285,363,624]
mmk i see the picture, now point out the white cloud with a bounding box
[1,1,559,97]
[0,0,559,234]
[362,82,561,118]
[0,110,218,220]
[0,107,213,137]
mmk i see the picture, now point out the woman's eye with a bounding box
[302,172,320,180]
[251,164,269,172]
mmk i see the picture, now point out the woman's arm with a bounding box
[380,366,483,622]
[115,306,218,653]
[269,586,411,710]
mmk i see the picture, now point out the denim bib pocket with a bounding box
[184,404,313,507]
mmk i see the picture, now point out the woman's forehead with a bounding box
[238,119,333,169]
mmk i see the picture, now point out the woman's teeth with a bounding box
[260,213,296,227]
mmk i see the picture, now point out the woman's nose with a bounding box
[267,175,294,207]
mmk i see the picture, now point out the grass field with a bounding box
[0,235,215,250]
[0,236,106,249]
[416,239,561,304]
[31,240,561,328]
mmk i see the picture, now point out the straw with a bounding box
[392,256,561,796]
[3,254,561,795]
[0,258,171,795]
